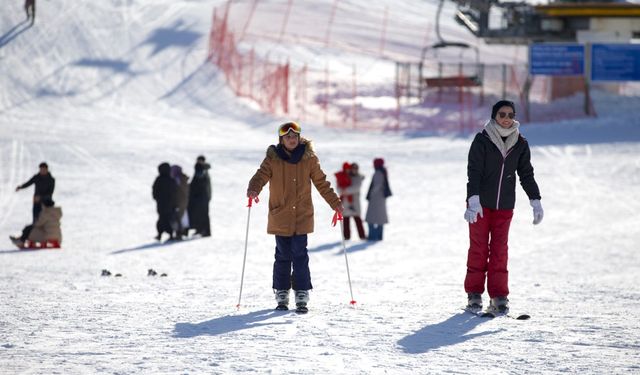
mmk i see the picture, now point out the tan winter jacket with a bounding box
[248,139,341,236]
[28,205,62,243]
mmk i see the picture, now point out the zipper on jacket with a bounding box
[496,149,513,208]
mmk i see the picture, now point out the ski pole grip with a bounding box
[247,196,259,207]
[331,211,343,227]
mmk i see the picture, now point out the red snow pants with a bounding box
[464,207,513,298]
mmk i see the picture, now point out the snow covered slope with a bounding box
[1,0,640,374]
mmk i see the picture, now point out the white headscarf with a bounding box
[484,119,520,156]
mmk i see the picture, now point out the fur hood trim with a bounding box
[266,137,316,160]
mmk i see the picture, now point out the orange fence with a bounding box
[207,1,596,133]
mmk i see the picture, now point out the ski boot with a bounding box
[275,289,290,311]
[466,292,483,313]
[489,296,510,314]
[294,290,309,314]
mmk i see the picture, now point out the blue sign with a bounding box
[530,44,584,76]
[591,44,640,81]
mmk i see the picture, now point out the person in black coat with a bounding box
[16,162,55,223]
[152,162,177,241]
[463,100,543,314]
[187,159,211,237]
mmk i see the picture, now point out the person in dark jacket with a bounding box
[463,100,544,314]
[171,165,190,240]
[152,162,177,241]
[187,157,211,237]
[16,162,55,223]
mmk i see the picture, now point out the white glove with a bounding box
[530,199,543,225]
[464,195,483,224]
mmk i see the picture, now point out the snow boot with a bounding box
[295,290,309,314]
[467,293,483,310]
[489,296,509,314]
[275,289,290,311]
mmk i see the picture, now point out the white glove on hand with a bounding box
[464,195,483,224]
[530,199,543,225]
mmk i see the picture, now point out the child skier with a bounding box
[247,121,343,313]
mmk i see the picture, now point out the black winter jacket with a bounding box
[467,130,541,210]
[20,173,55,200]
[153,163,177,215]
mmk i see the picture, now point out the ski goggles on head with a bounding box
[278,122,301,137]
[498,111,516,119]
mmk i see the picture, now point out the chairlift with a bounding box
[419,0,483,93]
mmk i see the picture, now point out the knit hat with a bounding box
[373,158,384,168]
[491,100,516,120]
[342,162,351,172]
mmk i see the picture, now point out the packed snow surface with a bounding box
[1,0,639,373]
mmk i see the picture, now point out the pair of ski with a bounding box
[276,304,308,314]
[465,306,530,320]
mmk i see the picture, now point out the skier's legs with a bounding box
[157,211,173,236]
[378,224,384,240]
[486,209,513,298]
[464,207,491,294]
[32,202,42,223]
[342,216,351,240]
[20,224,34,242]
[290,234,312,290]
[354,216,366,239]
[202,206,211,236]
[273,235,293,290]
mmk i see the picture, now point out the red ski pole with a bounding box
[332,211,357,307]
[237,196,258,309]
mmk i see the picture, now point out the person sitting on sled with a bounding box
[10,198,62,249]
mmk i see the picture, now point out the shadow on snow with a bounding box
[397,312,502,354]
[173,309,290,338]
[309,240,378,255]
[0,20,31,48]
[110,237,204,255]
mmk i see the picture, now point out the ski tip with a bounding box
[516,314,531,320]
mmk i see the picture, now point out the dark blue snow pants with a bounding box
[273,234,312,291]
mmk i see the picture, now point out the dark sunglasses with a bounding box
[498,112,515,119]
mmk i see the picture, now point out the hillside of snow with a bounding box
[1,0,639,373]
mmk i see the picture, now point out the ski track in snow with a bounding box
[1,0,640,374]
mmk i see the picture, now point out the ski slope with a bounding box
[1,0,640,373]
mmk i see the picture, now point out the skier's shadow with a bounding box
[337,240,377,255]
[0,20,32,48]
[308,241,341,252]
[173,309,290,338]
[308,240,377,254]
[398,312,503,353]
[110,237,204,255]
